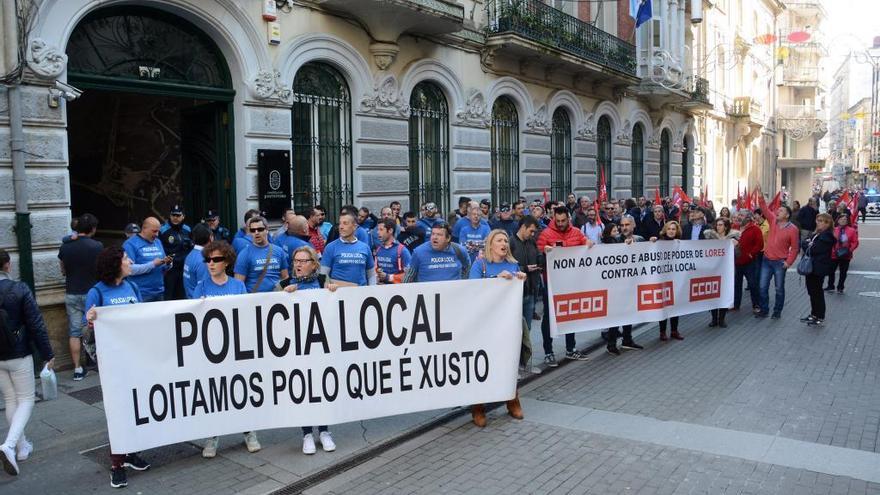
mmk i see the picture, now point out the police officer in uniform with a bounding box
[160,204,193,300]
[205,209,232,243]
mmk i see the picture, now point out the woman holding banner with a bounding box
[826,211,859,294]
[277,246,339,454]
[84,247,151,488]
[704,218,740,328]
[467,230,526,427]
[191,241,262,459]
[800,214,835,326]
[650,222,684,341]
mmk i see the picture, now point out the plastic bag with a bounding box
[40,364,58,401]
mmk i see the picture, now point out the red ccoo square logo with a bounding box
[690,276,721,301]
[553,290,608,322]
[637,281,675,311]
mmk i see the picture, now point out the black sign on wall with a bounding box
[257,149,291,220]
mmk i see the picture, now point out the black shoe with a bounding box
[771,312,781,319]
[800,315,816,322]
[110,467,128,488]
[807,318,824,326]
[719,321,728,328]
[754,312,769,318]
[837,289,844,294]
[824,287,835,292]
[600,330,609,344]
[606,345,621,356]
[620,340,643,350]
[709,320,718,327]
[123,453,150,471]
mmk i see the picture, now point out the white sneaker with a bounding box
[302,433,316,455]
[1,444,19,476]
[202,437,219,458]
[319,431,336,452]
[244,432,261,453]
[16,439,32,461]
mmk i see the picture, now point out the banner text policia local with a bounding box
[95,279,522,453]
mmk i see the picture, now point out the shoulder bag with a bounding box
[796,237,814,276]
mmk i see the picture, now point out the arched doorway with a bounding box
[631,124,645,198]
[682,135,691,195]
[660,129,671,196]
[66,6,236,239]
[550,108,572,201]
[597,116,612,198]
[408,81,450,213]
[490,96,519,206]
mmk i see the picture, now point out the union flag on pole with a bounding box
[598,167,608,204]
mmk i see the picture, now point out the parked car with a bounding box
[866,193,880,217]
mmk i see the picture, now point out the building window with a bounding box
[681,136,689,193]
[550,108,572,201]
[291,62,352,217]
[597,116,612,198]
[409,81,450,213]
[660,129,671,195]
[631,124,645,197]
[490,96,519,206]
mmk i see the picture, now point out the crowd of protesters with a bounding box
[0,184,869,487]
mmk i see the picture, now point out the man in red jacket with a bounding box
[733,210,763,312]
[537,206,591,366]
[756,190,799,318]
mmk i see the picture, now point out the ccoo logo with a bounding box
[689,276,721,301]
[553,290,608,323]
[637,281,675,311]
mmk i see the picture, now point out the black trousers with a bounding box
[606,325,633,343]
[710,308,728,322]
[658,317,679,333]
[164,266,185,300]
[541,286,576,354]
[826,259,851,290]
[805,274,826,319]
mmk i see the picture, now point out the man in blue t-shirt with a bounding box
[275,213,311,272]
[403,223,470,282]
[321,212,376,286]
[374,219,411,284]
[183,224,212,298]
[490,203,518,239]
[122,217,170,302]
[232,209,274,254]
[370,207,400,249]
[458,204,491,262]
[234,216,288,293]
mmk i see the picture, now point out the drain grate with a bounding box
[82,442,202,468]
[68,385,104,405]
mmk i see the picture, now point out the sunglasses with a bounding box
[250,227,266,233]
[204,256,226,264]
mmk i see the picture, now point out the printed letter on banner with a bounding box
[94,279,522,453]
[546,240,734,336]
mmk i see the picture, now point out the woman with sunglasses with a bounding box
[277,246,339,454]
[191,241,260,458]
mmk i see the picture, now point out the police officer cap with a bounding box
[170,204,184,215]
[123,223,140,234]
[205,209,219,219]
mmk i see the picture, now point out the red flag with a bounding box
[542,188,549,204]
[737,187,744,210]
[850,193,860,226]
[593,199,604,228]
[744,186,751,210]
[839,191,852,206]
[654,187,662,207]
[598,167,608,204]
[768,191,782,212]
[673,185,691,205]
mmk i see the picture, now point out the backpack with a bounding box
[0,281,23,359]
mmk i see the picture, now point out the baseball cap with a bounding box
[123,223,140,234]
[499,203,512,213]
[205,209,219,220]
[423,202,437,211]
[170,204,184,215]
[480,199,491,206]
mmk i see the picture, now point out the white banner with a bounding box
[95,279,522,453]
[547,240,734,336]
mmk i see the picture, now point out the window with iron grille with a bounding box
[631,124,645,198]
[660,129,671,196]
[681,137,689,194]
[491,96,519,206]
[597,116,612,198]
[291,63,352,218]
[409,82,450,213]
[550,108,572,202]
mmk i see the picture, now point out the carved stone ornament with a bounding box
[360,75,410,118]
[672,129,684,151]
[525,104,551,135]
[251,69,292,103]
[369,41,399,71]
[615,119,632,145]
[647,130,661,148]
[576,112,595,140]
[480,47,497,69]
[26,39,67,78]
[455,89,490,128]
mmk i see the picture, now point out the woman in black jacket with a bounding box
[800,213,835,326]
[0,249,55,476]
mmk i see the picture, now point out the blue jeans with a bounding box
[64,293,87,338]
[522,294,536,332]
[759,258,787,315]
[302,426,328,436]
[734,260,759,310]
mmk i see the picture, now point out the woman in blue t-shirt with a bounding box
[191,241,259,459]
[467,229,527,428]
[83,247,150,489]
[276,246,339,455]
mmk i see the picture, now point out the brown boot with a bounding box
[671,330,684,340]
[659,329,668,341]
[471,404,487,427]
[506,393,524,420]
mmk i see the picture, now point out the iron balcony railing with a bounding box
[777,104,820,120]
[727,97,763,120]
[687,76,710,104]
[486,0,637,77]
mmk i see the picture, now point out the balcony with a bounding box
[776,104,828,140]
[726,97,764,121]
[782,66,820,87]
[484,0,638,84]
[782,1,827,18]
[677,76,713,111]
[311,0,465,37]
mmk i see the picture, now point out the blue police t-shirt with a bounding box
[458,222,491,262]
[83,280,142,325]
[375,241,412,278]
[321,239,374,286]
[183,246,209,298]
[122,235,166,298]
[452,216,489,241]
[234,243,286,293]
[468,259,520,279]
[275,232,311,271]
[355,226,372,249]
[192,277,247,298]
[409,242,468,282]
[294,277,322,291]
[233,233,276,254]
